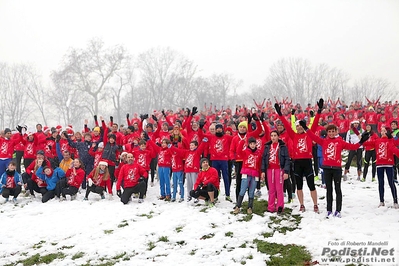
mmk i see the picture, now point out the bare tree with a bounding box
[25,65,49,125]
[52,38,129,116]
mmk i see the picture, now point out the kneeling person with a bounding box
[189,158,220,207]
[116,153,148,204]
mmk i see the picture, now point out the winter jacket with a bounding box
[261,140,290,174]
[194,167,220,190]
[116,163,148,190]
[36,167,65,191]
[65,167,85,188]
[0,170,22,193]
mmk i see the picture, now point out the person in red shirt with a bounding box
[362,125,378,182]
[233,137,263,214]
[301,122,370,218]
[362,126,399,209]
[116,153,148,204]
[84,161,112,200]
[189,158,220,207]
[59,158,85,201]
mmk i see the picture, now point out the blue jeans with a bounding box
[0,158,12,177]
[377,166,398,203]
[239,175,257,198]
[211,160,230,196]
[158,167,171,197]
[172,171,184,199]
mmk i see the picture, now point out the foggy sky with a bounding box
[1,0,398,93]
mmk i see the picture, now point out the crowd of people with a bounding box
[1,97,399,218]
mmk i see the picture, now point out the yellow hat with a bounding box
[238,121,248,130]
[93,127,100,132]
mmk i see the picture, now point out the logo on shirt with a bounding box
[186,154,194,168]
[298,137,308,153]
[326,142,338,161]
[215,139,223,153]
[269,145,278,164]
[378,142,387,160]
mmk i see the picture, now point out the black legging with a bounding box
[345,148,363,171]
[234,161,243,199]
[85,185,105,198]
[150,157,158,183]
[26,179,47,196]
[312,145,319,176]
[109,165,116,186]
[15,151,24,173]
[120,182,146,204]
[324,168,342,212]
[363,150,376,179]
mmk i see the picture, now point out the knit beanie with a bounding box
[238,121,248,130]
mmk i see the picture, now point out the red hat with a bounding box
[66,124,73,130]
[225,127,233,133]
[67,129,74,136]
[43,126,50,133]
[56,125,63,130]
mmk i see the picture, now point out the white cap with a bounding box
[98,161,108,167]
[98,142,104,148]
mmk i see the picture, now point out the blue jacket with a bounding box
[0,171,22,194]
[36,167,65,191]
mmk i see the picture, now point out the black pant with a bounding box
[42,190,55,203]
[85,185,105,198]
[290,159,296,193]
[121,182,146,204]
[228,160,233,186]
[189,183,219,201]
[363,150,376,179]
[62,186,79,197]
[234,161,243,199]
[312,145,319,176]
[284,178,293,200]
[22,172,31,184]
[15,151,24,173]
[393,156,399,181]
[293,159,315,191]
[345,148,363,171]
[55,178,67,197]
[23,158,34,171]
[150,157,158,183]
[26,179,47,196]
[109,165,116,186]
[2,185,22,199]
[324,168,342,212]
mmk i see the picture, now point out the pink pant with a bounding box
[267,168,284,212]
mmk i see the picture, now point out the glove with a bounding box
[21,128,26,135]
[274,103,282,116]
[291,109,296,115]
[199,120,206,130]
[167,144,172,148]
[152,114,158,122]
[191,106,198,116]
[386,128,393,139]
[202,137,208,142]
[139,177,145,183]
[88,179,93,187]
[16,125,22,133]
[359,132,370,145]
[186,108,191,117]
[246,113,252,124]
[317,98,324,114]
[162,110,166,117]
[298,120,309,131]
[94,115,98,121]
[117,190,121,198]
[41,160,47,167]
[56,135,61,143]
[309,110,314,118]
[144,114,149,120]
[63,131,69,139]
[197,182,204,190]
[260,112,265,122]
[110,116,113,123]
[252,113,259,121]
[126,113,129,119]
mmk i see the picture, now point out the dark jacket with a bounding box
[261,139,290,174]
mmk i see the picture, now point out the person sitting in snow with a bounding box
[0,161,22,203]
[84,161,112,200]
[189,157,220,207]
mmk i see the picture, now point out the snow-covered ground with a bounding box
[1,166,398,266]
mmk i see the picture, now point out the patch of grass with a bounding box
[50,242,58,246]
[254,240,311,265]
[72,252,85,260]
[96,262,116,266]
[238,214,253,222]
[176,240,186,245]
[19,252,66,266]
[117,220,129,228]
[241,260,246,265]
[239,243,247,248]
[189,249,197,255]
[261,231,274,238]
[158,236,169,242]
[104,229,114,234]
[112,252,126,260]
[58,245,74,250]
[175,226,184,233]
[147,241,156,251]
[199,207,208,212]
[266,210,302,235]
[247,254,253,259]
[225,231,234,237]
[139,211,154,219]
[200,233,215,240]
[33,240,46,249]
[211,223,218,228]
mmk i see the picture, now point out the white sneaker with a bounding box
[60,196,66,202]
[71,194,77,201]
[343,175,348,181]
[393,203,399,209]
[378,202,385,207]
[150,182,154,187]
[138,199,144,203]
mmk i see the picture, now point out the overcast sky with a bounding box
[1,0,398,93]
